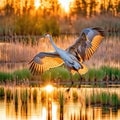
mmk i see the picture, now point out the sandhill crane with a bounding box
[29,27,105,81]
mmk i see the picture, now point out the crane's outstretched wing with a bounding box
[66,27,105,61]
[29,52,64,75]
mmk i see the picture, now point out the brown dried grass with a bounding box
[0,35,119,72]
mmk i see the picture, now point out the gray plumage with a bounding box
[29,27,105,75]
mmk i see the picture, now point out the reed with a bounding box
[41,90,46,101]
[58,91,64,108]
[101,66,120,80]
[0,35,119,69]
[0,72,13,82]
[87,92,120,107]
[72,90,78,102]
[110,93,120,107]
[33,89,37,103]
[20,89,28,104]
[13,69,31,81]
[42,66,70,82]
[6,88,13,101]
[14,90,18,105]
[100,92,110,105]
[90,93,101,105]
[0,87,5,99]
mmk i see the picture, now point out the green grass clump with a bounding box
[100,92,110,105]
[42,66,70,82]
[85,68,96,81]
[87,92,120,107]
[101,66,120,80]
[13,69,31,80]
[0,69,31,83]
[0,87,5,99]
[83,66,120,82]
[0,72,13,82]
[90,93,101,105]
[110,93,120,106]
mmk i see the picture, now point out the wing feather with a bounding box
[67,27,105,61]
[29,52,64,75]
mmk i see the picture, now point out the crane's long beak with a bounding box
[41,34,47,38]
[39,34,46,40]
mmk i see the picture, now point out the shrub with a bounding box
[14,15,60,36]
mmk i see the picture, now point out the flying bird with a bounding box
[29,27,105,76]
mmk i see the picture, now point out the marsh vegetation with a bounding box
[0,86,120,120]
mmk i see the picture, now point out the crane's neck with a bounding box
[49,35,58,51]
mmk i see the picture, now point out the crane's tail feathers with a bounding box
[71,63,88,75]
[78,63,88,75]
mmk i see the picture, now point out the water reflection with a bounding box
[0,87,120,120]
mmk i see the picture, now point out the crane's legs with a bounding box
[65,73,74,92]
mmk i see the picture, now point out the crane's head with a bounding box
[42,33,51,38]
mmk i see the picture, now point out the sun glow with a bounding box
[34,0,41,9]
[45,84,54,93]
[58,0,73,13]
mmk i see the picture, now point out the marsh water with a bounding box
[0,86,120,120]
[0,35,120,120]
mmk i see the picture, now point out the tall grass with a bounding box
[0,35,119,83]
[83,66,120,82]
[42,66,70,82]
[101,66,120,80]
[0,35,119,69]
[0,66,119,84]
[0,69,31,83]
[13,69,31,81]
[0,72,13,82]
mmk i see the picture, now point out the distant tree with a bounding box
[89,0,97,17]
[81,0,87,17]
[3,3,14,16]
[70,0,88,17]
[107,0,114,15]
[71,0,82,16]
[116,1,120,15]
[50,0,60,16]
[100,3,105,15]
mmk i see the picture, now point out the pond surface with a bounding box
[0,86,120,120]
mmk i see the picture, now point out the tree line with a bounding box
[0,0,119,37]
[0,0,119,17]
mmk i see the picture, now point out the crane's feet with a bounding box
[65,80,74,92]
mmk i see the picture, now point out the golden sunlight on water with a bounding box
[0,86,120,120]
